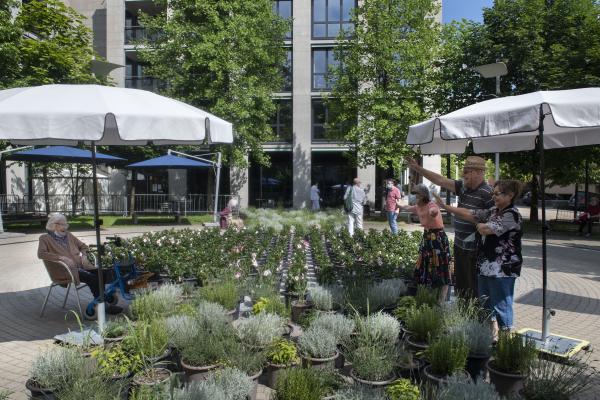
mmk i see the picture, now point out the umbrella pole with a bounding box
[213,152,222,223]
[91,144,106,331]
[538,105,550,342]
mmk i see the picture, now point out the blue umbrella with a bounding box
[7,146,125,164]
[126,154,211,169]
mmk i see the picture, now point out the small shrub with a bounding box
[386,378,421,400]
[273,368,327,400]
[180,325,236,367]
[197,281,239,310]
[331,386,387,400]
[450,320,493,356]
[196,300,230,331]
[91,345,142,377]
[298,326,337,359]
[30,347,95,391]
[122,319,169,360]
[234,313,284,348]
[194,367,253,400]
[405,305,443,343]
[252,295,289,318]
[366,279,406,310]
[414,285,439,308]
[432,376,501,400]
[492,331,537,374]
[425,333,469,377]
[102,317,129,339]
[220,341,266,375]
[393,296,416,322]
[165,314,198,350]
[310,286,333,311]
[521,355,595,400]
[442,297,483,330]
[350,344,396,381]
[54,375,126,400]
[355,312,400,347]
[267,339,299,366]
[130,284,182,321]
[311,313,355,344]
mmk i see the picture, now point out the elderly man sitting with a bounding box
[37,213,122,315]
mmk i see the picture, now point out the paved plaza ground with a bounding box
[0,220,599,399]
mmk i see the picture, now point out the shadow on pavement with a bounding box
[516,288,600,316]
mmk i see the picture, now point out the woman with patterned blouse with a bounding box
[435,180,523,338]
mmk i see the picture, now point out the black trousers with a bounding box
[77,268,113,299]
[453,245,479,300]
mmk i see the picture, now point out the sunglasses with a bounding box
[492,191,506,197]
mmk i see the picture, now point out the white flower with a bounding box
[263,270,272,277]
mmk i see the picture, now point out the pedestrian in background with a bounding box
[344,178,366,236]
[577,196,600,237]
[310,183,321,210]
[384,178,402,234]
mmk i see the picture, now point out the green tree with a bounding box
[12,0,103,86]
[327,0,441,171]
[0,0,21,89]
[137,0,289,167]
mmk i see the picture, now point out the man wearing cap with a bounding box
[406,156,494,299]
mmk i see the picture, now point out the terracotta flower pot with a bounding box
[422,365,470,388]
[486,359,528,398]
[180,357,219,382]
[248,369,263,400]
[466,353,490,382]
[301,351,339,370]
[132,367,172,387]
[397,357,426,382]
[265,363,297,389]
[349,369,396,387]
[405,334,429,353]
[291,300,313,323]
[26,378,55,399]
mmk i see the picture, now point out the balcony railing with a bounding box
[125,26,162,45]
[125,77,164,93]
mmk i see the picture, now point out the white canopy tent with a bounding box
[407,87,600,342]
[0,84,234,329]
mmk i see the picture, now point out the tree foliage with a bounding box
[328,0,441,170]
[137,0,289,167]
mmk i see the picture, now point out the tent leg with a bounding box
[213,152,222,223]
[538,105,551,342]
[91,144,105,332]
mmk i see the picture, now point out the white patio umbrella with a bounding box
[407,87,600,342]
[0,84,234,329]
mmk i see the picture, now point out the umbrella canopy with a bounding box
[0,84,233,145]
[7,146,125,164]
[126,154,211,169]
[407,88,600,154]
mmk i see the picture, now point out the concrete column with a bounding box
[357,163,376,207]
[106,0,125,86]
[292,0,312,208]
[230,162,249,209]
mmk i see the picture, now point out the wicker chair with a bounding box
[40,260,88,318]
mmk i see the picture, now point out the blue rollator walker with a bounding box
[85,236,140,320]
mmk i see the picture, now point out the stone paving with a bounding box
[0,222,599,399]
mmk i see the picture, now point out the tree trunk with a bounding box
[42,167,50,215]
[529,175,539,223]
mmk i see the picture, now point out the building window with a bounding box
[125,55,164,93]
[312,99,353,141]
[312,0,355,39]
[281,49,293,92]
[270,100,292,142]
[273,0,292,40]
[312,48,338,90]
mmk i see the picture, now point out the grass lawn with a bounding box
[3,214,215,233]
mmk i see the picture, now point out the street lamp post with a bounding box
[473,62,508,181]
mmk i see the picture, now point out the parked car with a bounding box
[568,191,600,210]
[521,191,564,206]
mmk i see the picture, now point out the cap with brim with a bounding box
[464,156,487,171]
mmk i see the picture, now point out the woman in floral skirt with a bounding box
[399,184,451,302]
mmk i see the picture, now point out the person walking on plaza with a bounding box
[385,178,402,234]
[434,180,523,338]
[310,183,321,210]
[406,156,493,299]
[399,184,451,302]
[344,178,366,236]
[37,213,122,314]
[577,196,600,237]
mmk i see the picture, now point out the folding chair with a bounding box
[40,260,88,318]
